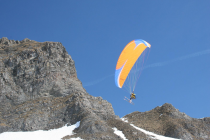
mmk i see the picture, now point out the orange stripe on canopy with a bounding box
[115,39,150,88]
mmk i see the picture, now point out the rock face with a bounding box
[123,103,210,140]
[0,37,209,140]
[0,37,154,140]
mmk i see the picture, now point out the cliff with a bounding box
[0,37,209,140]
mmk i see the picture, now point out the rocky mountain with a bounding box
[0,37,209,140]
[123,103,210,140]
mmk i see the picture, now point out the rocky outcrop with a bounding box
[123,103,210,140]
[0,37,83,106]
[0,37,113,138]
[0,37,155,140]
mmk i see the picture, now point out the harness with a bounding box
[131,93,136,99]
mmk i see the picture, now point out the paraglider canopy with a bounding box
[115,39,151,92]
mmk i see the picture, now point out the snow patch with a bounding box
[121,117,128,122]
[121,118,182,140]
[0,122,83,140]
[112,127,128,140]
[130,124,181,140]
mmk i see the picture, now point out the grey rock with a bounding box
[123,103,210,140]
[0,38,123,139]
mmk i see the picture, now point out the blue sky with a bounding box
[1,0,210,118]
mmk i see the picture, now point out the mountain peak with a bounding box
[123,103,210,139]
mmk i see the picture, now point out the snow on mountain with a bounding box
[0,122,82,140]
[112,127,128,140]
[121,118,182,140]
